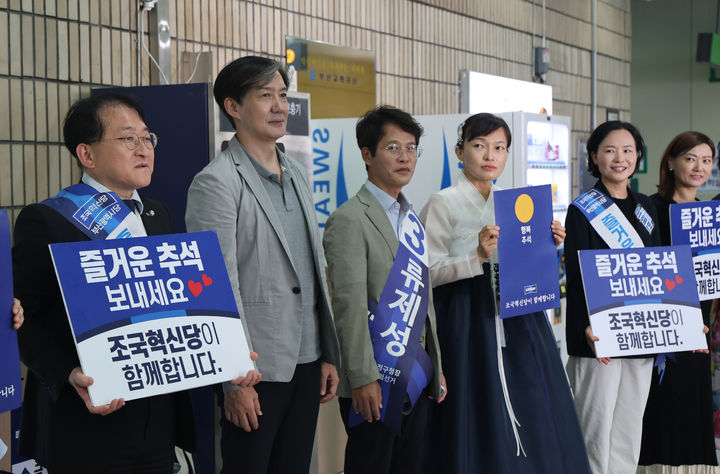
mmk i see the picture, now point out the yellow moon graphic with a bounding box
[515,194,534,223]
[286,49,296,64]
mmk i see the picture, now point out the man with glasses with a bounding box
[323,106,446,474]
[12,94,196,473]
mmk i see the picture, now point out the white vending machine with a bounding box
[495,112,572,363]
[495,112,572,223]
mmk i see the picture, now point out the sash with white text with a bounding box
[349,211,435,436]
[41,183,145,240]
[572,188,646,249]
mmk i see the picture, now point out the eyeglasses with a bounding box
[383,143,423,158]
[107,132,159,150]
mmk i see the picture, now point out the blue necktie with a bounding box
[122,199,136,213]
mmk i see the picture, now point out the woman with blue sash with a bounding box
[420,113,590,474]
[638,131,717,473]
[564,121,661,474]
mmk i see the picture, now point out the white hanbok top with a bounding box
[419,171,525,455]
[419,172,501,287]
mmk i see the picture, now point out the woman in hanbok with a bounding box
[420,112,590,474]
[638,131,716,473]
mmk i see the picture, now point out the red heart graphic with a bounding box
[675,275,683,285]
[188,280,203,297]
[202,273,213,287]
[665,279,676,291]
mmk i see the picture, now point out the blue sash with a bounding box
[41,183,145,240]
[571,188,646,249]
[349,211,435,436]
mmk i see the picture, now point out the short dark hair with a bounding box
[457,113,512,149]
[586,121,646,178]
[63,93,145,163]
[356,105,423,156]
[657,131,716,200]
[213,56,289,129]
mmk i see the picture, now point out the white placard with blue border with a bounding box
[50,231,253,406]
[495,184,560,318]
[670,201,720,301]
[0,210,22,414]
[579,245,706,358]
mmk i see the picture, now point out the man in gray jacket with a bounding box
[186,56,340,474]
[323,106,445,474]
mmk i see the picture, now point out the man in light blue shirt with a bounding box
[323,106,446,474]
[363,179,412,239]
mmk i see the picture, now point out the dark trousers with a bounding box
[219,360,321,474]
[48,395,176,474]
[339,392,430,474]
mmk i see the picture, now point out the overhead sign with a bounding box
[286,36,375,118]
[459,70,553,115]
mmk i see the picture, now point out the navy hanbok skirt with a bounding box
[423,268,590,474]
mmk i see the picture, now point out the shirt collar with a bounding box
[364,179,411,214]
[81,173,144,214]
[457,171,498,206]
[242,144,291,184]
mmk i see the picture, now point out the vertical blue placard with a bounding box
[495,184,560,318]
[0,210,22,413]
[670,201,720,300]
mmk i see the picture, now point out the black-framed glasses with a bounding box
[107,132,159,150]
[383,143,423,158]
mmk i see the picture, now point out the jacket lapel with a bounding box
[290,166,319,248]
[357,185,398,259]
[139,201,161,236]
[228,137,297,271]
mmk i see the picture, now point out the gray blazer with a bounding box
[186,136,340,382]
[323,185,442,399]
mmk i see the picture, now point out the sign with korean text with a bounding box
[285,94,310,136]
[286,36,375,119]
[0,210,22,414]
[579,246,706,357]
[50,231,253,406]
[495,185,560,318]
[670,201,720,301]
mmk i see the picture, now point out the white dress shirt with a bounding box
[364,179,412,240]
[81,172,148,236]
[419,172,500,287]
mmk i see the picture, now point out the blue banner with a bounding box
[494,185,560,318]
[49,231,253,405]
[348,212,434,436]
[0,210,22,414]
[670,200,720,300]
[578,245,706,357]
[42,182,145,240]
[571,188,646,249]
